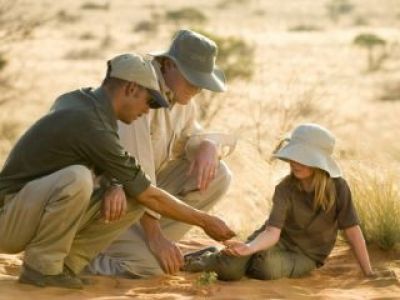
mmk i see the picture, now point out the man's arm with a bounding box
[134,185,235,241]
[140,213,183,274]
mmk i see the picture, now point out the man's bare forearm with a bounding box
[134,185,207,228]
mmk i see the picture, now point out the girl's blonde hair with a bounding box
[283,168,336,212]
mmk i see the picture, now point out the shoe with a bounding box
[19,264,83,289]
[182,246,219,273]
[64,265,92,285]
[183,246,219,262]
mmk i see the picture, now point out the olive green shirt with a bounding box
[248,177,359,266]
[0,87,151,200]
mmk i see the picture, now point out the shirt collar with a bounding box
[152,60,174,107]
[91,86,118,131]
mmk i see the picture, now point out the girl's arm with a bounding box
[343,225,373,276]
[223,226,281,256]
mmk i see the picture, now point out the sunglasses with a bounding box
[147,97,162,109]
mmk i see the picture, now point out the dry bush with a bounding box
[326,0,354,23]
[216,0,246,9]
[133,20,158,33]
[80,1,110,10]
[165,7,207,25]
[0,0,44,105]
[247,84,338,160]
[79,32,96,40]
[55,9,81,24]
[379,81,400,102]
[64,48,103,60]
[346,163,400,250]
[288,24,322,32]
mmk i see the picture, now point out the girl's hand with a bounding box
[222,240,254,256]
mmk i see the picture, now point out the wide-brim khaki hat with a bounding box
[272,123,342,178]
[149,29,226,92]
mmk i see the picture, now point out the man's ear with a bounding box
[125,81,138,96]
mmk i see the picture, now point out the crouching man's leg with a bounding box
[88,158,232,278]
[0,165,144,288]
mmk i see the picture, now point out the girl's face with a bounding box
[289,160,314,180]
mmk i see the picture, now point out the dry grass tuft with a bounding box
[347,163,400,250]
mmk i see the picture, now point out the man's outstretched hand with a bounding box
[201,214,235,241]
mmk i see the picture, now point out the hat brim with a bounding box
[149,50,227,92]
[273,143,342,178]
[147,88,169,109]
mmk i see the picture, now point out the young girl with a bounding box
[184,123,373,281]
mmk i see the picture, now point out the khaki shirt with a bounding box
[118,60,236,218]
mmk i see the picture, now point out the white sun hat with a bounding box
[272,123,342,178]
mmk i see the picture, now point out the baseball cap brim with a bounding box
[147,88,169,109]
[149,51,227,93]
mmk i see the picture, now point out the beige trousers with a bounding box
[88,159,232,278]
[0,165,144,275]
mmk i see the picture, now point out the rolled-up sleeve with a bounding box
[80,129,151,198]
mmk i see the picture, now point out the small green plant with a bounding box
[165,7,207,25]
[81,1,110,10]
[353,33,387,72]
[348,164,400,250]
[326,0,354,23]
[196,271,218,286]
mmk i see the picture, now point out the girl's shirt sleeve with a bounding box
[267,184,290,228]
[335,178,360,229]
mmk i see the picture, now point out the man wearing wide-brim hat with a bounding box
[88,30,236,278]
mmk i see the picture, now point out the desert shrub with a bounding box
[0,0,43,105]
[64,48,103,60]
[288,24,322,32]
[79,32,96,40]
[133,20,158,33]
[347,164,400,250]
[353,33,387,72]
[379,81,400,101]
[326,0,354,23]
[80,1,110,10]
[56,10,81,24]
[216,0,246,9]
[0,119,21,143]
[165,7,207,25]
[353,15,369,26]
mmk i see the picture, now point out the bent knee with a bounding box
[60,165,93,200]
[212,161,232,193]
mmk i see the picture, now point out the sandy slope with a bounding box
[1,240,399,300]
